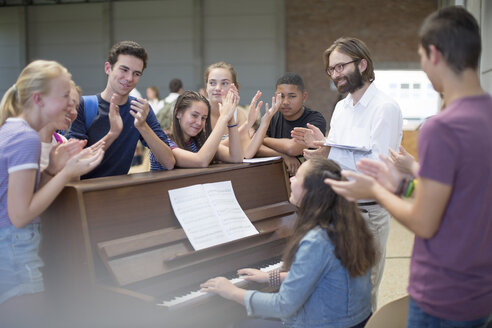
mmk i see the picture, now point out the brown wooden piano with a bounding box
[41,160,296,327]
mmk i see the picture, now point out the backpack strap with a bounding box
[82,95,99,131]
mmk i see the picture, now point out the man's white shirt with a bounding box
[327,83,403,172]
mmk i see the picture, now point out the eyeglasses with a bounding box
[326,59,359,76]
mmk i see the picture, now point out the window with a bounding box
[374,70,440,128]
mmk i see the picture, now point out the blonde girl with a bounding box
[0,60,104,307]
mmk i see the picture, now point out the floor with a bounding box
[377,217,414,310]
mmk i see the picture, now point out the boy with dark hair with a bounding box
[68,41,175,178]
[168,78,183,95]
[326,7,492,327]
[106,40,148,70]
[258,72,326,175]
[157,78,184,132]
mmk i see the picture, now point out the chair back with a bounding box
[365,295,410,328]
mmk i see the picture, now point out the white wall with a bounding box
[479,0,492,94]
[463,0,492,94]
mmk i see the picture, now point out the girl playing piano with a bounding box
[201,158,375,328]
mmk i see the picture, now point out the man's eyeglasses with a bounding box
[326,59,359,76]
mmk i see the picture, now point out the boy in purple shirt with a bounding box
[325,6,492,327]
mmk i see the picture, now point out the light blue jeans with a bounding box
[0,223,44,304]
[408,297,492,328]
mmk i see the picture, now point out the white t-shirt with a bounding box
[40,133,67,170]
[164,92,180,104]
[149,99,165,114]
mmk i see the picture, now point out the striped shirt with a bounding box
[0,118,41,228]
[150,138,200,171]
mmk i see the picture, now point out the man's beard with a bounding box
[334,66,364,94]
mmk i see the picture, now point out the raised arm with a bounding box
[243,93,281,159]
[90,94,123,151]
[131,96,175,170]
[324,165,452,239]
[173,89,241,167]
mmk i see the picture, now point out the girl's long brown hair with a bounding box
[282,158,376,277]
[171,90,212,152]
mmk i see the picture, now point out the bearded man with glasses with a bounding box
[292,37,403,312]
[325,37,403,312]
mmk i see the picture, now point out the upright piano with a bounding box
[41,160,296,327]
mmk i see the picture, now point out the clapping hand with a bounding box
[130,96,150,128]
[261,93,282,124]
[46,139,87,175]
[291,123,324,148]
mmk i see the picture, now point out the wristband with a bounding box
[227,123,238,128]
[404,179,416,198]
[268,269,281,289]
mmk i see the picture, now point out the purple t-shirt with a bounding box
[0,118,41,228]
[409,94,492,320]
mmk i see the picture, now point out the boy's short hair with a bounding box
[107,41,148,71]
[419,6,481,74]
[276,72,305,92]
[169,78,183,93]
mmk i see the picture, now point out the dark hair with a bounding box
[323,37,375,83]
[107,41,148,71]
[171,90,212,151]
[275,72,305,93]
[169,78,183,93]
[419,6,481,74]
[204,62,239,90]
[282,158,376,277]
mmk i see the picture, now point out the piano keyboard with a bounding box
[158,261,283,311]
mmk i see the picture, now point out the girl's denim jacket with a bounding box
[244,226,372,328]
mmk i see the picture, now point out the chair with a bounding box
[365,295,410,328]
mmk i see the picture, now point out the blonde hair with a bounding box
[70,80,82,98]
[0,60,71,126]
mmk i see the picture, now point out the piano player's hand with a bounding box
[237,268,268,284]
[200,277,245,304]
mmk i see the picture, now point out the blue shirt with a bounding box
[244,226,372,328]
[67,94,176,179]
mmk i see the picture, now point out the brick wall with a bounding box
[285,0,437,127]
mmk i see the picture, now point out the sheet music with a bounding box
[168,181,258,250]
[243,156,281,163]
